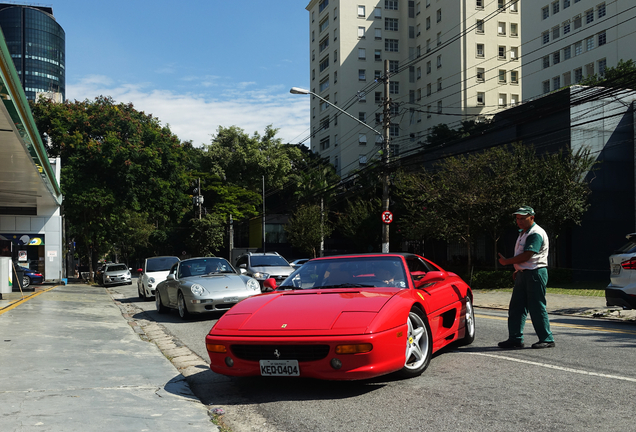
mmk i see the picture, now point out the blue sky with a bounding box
[51,0,311,146]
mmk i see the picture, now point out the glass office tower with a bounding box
[0,4,65,101]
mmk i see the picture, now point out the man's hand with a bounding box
[498,253,507,266]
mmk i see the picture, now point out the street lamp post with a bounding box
[290,77,391,252]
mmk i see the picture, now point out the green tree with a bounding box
[187,214,225,257]
[285,205,332,257]
[579,59,636,89]
[335,197,383,253]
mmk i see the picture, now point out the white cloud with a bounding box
[66,76,311,147]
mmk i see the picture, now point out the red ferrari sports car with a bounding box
[205,253,475,380]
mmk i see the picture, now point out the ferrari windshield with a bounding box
[278,256,408,290]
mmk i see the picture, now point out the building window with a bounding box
[334,71,337,82]
[359,112,366,122]
[359,134,367,145]
[426,16,430,29]
[320,77,329,92]
[375,92,382,103]
[510,70,519,83]
[574,15,582,29]
[437,100,443,113]
[542,56,550,69]
[586,62,594,77]
[385,39,399,52]
[598,31,606,46]
[358,5,366,17]
[542,80,550,94]
[409,25,415,38]
[477,92,485,105]
[542,32,550,45]
[427,61,431,74]
[553,76,561,90]
[498,46,506,59]
[510,0,518,12]
[389,81,399,94]
[563,20,571,34]
[427,105,432,118]
[437,32,441,46]
[427,83,432,95]
[542,6,549,20]
[553,51,560,65]
[321,117,329,130]
[553,26,560,39]
[574,41,582,56]
[320,17,329,33]
[498,0,505,9]
[511,94,519,105]
[574,67,583,83]
[359,69,366,81]
[476,43,484,57]
[389,60,399,72]
[563,71,571,86]
[499,69,507,83]
[358,26,366,38]
[598,58,607,76]
[375,28,382,39]
[476,0,484,9]
[510,23,518,36]
[437,78,442,91]
[417,67,421,79]
[563,46,571,60]
[375,49,382,61]
[358,48,366,59]
[564,0,570,8]
[477,67,485,82]
[586,36,594,51]
[499,93,507,107]
[552,1,559,14]
[319,56,329,72]
[320,137,330,151]
[510,46,518,60]
[375,6,382,18]
[598,3,606,19]
[319,0,329,13]
[437,55,442,68]
[319,37,329,53]
[498,22,506,35]
[385,0,398,10]
[385,17,398,31]
[436,9,441,22]
[334,50,338,62]
[476,19,484,33]
[585,9,594,24]
[390,123,399,137]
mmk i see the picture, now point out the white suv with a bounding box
[236,252,294,291]
[606,233,636,309]
[137,256,180,300]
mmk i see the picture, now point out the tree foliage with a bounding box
[579,59,636,89]
[285,204,332,257]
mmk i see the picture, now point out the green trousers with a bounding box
[507,268,554,343]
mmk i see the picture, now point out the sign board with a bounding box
[47,251,57,257]
[381,211,393,224]
[18,250,27,261]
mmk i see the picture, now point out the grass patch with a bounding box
[480,285,605,297]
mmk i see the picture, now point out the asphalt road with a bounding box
[112,280,636,432]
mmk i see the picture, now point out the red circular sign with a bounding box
[381,211,393,224]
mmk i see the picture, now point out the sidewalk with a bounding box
[0,283,217,431]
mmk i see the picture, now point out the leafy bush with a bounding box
[470,270,514,289]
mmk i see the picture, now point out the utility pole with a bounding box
[262,175,266,252]
[228,214,234,263]
[382,59,391,253]
[197,178,202,219]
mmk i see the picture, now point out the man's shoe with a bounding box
[498,340,524,349]
[531,341,556,349]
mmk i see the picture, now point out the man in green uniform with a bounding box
[497,206,555,349]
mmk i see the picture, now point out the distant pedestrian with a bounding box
[497,206,555,349]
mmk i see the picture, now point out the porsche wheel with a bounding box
[22,275,31,288]
[156,290,168,314]
[457,296,476,346]
[398,307,432,378]
[177,291,191,320]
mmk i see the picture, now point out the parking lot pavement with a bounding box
[0,283,218,431]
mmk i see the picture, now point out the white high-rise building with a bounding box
[521,0,636,99]
[305,0,522,176]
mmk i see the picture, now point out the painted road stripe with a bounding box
[468,352,636,383]
[0,286,58,315]
[475,313,636,336]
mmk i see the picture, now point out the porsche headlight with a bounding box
[190,284,206,296]
[246,278,260,291]
[252,272,269,280]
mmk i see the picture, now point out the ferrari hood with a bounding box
[217,289,397,331]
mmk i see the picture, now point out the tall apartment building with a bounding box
[0,3,65,101]
[521,0,636,99]
[306,0,521,176]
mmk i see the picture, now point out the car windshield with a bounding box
[250,255,290,267]
[615,238,636,254]
[181,258,236,277]
[146,257,179,272]
[277,256,408,290]
[107,264,127,272]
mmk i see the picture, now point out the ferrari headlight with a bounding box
[246,278,260,291]
[190,284,206,296]
[252,272,269,280]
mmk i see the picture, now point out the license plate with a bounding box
[260,360,300,376]
[223,296,239,303]
[611,264,621,275]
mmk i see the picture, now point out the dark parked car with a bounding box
[19,266,43,288]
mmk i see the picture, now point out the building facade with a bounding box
[306,0,521,176]
[0,3,65,101]
[521,0,636,100]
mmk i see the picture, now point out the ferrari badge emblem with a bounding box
[274,349,281,359]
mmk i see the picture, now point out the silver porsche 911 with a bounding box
[155,257,261,320]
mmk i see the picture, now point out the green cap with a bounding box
[513,205,535,216]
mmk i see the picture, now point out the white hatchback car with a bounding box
[137,256,180,300]
[606,233,636,309]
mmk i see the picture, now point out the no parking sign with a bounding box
[381,211,393,224]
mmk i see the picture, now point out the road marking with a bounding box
[475,313,636,336]
[0,286,58,315]
[468,352,636,383]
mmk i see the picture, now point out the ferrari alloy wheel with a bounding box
[156,290,168,314]
[177,291,191,320]
[399,308,432,378]
[458,296,476,346]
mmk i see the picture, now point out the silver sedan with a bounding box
[155,257,261,319]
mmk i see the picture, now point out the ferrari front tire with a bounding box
[156,290,168,314]
[457,296,476,346]
[177,291,191,320]
[398,307,432,378]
